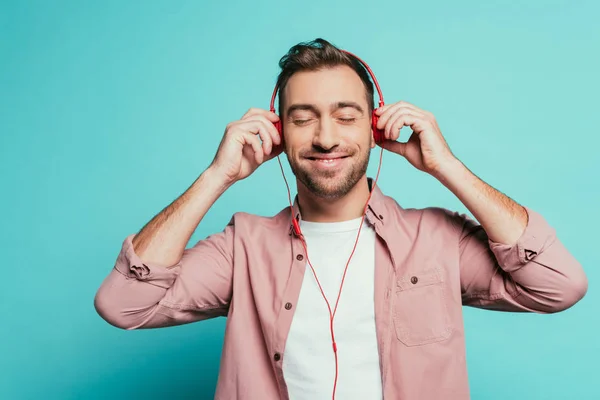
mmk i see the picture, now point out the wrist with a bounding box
[192,167,235,198]
[207,163,238,184]
[431,156,466,186]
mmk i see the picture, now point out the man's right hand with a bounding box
[209,108,283,185]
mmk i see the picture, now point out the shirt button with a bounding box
[274,352,281,361]
[296,254,304,261]
[524,249,537,260]
[411,276,418,284]
[285,302,293,310]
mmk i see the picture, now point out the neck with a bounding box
[296,176,371,222]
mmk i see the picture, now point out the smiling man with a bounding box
[94,39,588,400]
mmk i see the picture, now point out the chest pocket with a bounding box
[392,268,452,346]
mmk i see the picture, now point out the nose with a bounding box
[312,117,339,150]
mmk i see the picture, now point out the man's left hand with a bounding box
[375,101,457,176]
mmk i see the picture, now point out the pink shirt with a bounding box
[94,182,588,399]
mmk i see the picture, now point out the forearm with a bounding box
[95,168,235,329]
[434,158,528,245]
[132,167,232,267]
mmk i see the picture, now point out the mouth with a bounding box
[304,154,350,168]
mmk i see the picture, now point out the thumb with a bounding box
[265,111,281,123]
[264,142,284,162]
[380,140,407,157]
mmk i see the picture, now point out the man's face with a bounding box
[282,65,375,199]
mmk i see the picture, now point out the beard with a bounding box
[287,146,371,200]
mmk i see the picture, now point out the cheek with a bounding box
[282,139,301,162]
[351,119,374,143]
[353,126,375,149]
[283,131,310,153]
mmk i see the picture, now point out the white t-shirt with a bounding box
[282,217,383,400]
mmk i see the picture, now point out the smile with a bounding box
[305,155,349,168]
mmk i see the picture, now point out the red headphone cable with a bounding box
[272,49,386,399]
[276,143,385,400]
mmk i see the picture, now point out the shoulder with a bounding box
[227,206,292,235]
[379,192,466,235]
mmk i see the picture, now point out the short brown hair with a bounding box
[275,38,375,118]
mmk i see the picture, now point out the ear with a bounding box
[280,126,287,154]
[370,127,376,149]
[370,110,379,149]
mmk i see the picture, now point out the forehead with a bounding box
[282,65,367,109]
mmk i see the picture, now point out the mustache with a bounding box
[299,146,355,158]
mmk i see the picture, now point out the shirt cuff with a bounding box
[488,206,556,273]
[113,234,181,289]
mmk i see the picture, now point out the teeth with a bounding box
[309,157,343,164]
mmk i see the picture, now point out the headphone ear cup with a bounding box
[274,120,282,134]
[372,110,384,144]
[273,119,284,144]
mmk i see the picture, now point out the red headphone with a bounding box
[269,50,386,145]
[271,49,386,400]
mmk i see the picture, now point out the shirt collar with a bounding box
[288,177,387,235]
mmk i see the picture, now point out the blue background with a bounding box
[1,0,598,398]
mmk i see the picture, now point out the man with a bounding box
[94,39,588,400]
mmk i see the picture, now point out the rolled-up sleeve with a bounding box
[94,221,235,330]
[456,206,588,313]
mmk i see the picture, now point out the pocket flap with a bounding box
[397,268,443,291]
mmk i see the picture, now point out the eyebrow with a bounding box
[334,101,364,114]
[286,101,365,117]
[286,103,320,116]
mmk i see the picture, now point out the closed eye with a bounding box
[293,119,312,126]
[338,118,356,123]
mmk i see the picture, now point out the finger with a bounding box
[242,132,264,165]
[377,103,425,130]
[242,108,281,123]
[250,115,281,146]
[386,114,423,140]
[395,101,423,113]
[382,109,415,140]
[263,141,284,162]
[256,119,276,154]
[387,110,423,141]
[375,103,394,115]
[239,119,275,155]
[375,101,422,116]
[381,140,407,157]
[242,107,265,119]
[231,117,281,156]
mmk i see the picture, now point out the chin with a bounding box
[301,171,360,199]
[289,151,370,199]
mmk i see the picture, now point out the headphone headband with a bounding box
[269,49,385,113]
